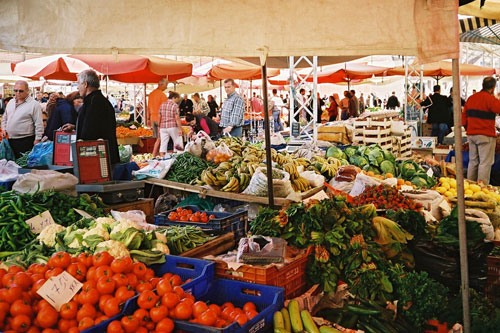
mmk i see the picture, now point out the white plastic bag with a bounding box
[0,159,20,182]
[391,120,405,136]
[349,172,382,197]
[111,210,157,231]
[301,171,325,188]
[132,158,175,179]
[242,167,293,198]
[13,170,78,195]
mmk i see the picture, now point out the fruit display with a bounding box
[353,184,423,212]
[0,251,190,332]
[116,126,153,138]
[167,207,215,223]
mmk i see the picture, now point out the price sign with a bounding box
[36,271,83,311]
[291,122,300,137]
[74,208,94,219]
[426,167,434,178]
[25,211,55,233]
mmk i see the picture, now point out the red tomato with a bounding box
[97,276,116,295]
[121,315,140,333]
[11,314,31,332]
[10,299,33,317]
[133,308,150,326]
[95,265,113,279]
[135,281,153,293]
[174,301,192,320]
[79,287,100,305]
[49,252,71,269]
[126,273,138,288]
[107,320,124,333]
[36,306,58,328]
[209,214,216,220]
[189,215,199,222]
[179,215,189,222]
[137,290,158,310]
[3,285,22,304]
[176,207,183,213]
[103,297,121,317]
[59,300,78,319]
[77,253,93,268]
[149,304,169,323]
[99,294,113,313]
[78,316,95,330]
[115,285,135,303]
[44,267,63,280]
[168,212,178,221]
[77,303,97,321]
[112,273,129,288]
[111,257,132,274]
[86,266,97,281]
[155,318,174,333]
[66,262,87,281]
[156,278,173,296]
[132,262,146,279]
[92,251,113,267]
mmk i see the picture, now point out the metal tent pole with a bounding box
[143,83,147,123]
[219,80,222,106]
[261,62,275,208]
[452,58,470,333]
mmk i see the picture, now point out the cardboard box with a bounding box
[412,136,437,149]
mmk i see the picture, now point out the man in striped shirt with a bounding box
[159,91,183,156]
[220,78,245,137]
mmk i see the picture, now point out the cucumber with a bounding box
[346,305,381,315]
[288,300,304,333]
[274,311,285,330]
[300,310,319,333]
[281,307,292,332]
[319,327,341,333]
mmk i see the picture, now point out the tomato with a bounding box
[215,318,227,328]
[92,251,113,267]
[82,280,97,290]
[167,212,178,221]
[176,207,183,213]
[144,268,155,282]
[126,273,138,288]
[132,262,146,279]
[29,273,44,285]
[114,285,134,303]
[2,273,16,287]
[45,267,63,280]
[36,299,52,311]
[0,267,7,283]
[221,306,233,320]
[11,314,31,332]
[67,327,79,333]
[229,308,244,321]
[179,215,189,222]
[120,315,139,333]
[189,215,199,222]
[77,253,93,268]
[172,285,185,298]
[59,301,78,319]
[136,327,147,333]
[110,257,132,274]
[160,292,180,309]
[29,264,48,276]
[36,306,58,328]
[78,316,95,330]
[49,252,71,269]
[58,318,77,332]
[77,303,97,321]
[198,308,218,326]
[95,265,113,279]
[155,317,174,333]
[192,301,208,318]
[66,263,87,282]
[103,297,121,317]
[107,320,124,333]
[10,299,33,317]
[137,290,158,310]
[133,308,150,326]
[246,309,258,320]
[243,301,256,313]
[149,304,168,323]
[235,313,248,326]
[174,301,192,320]
[97,276,116,295]
[78,287,99,305]
[4,285,22,304]
[112,273,129,288]
[99,294,113,312]
[150,277,160,288]
[209,214,215,220]
[169,275,183,287]
[86,266,97,281]
[208,304,221,316]
[200,215,208,223]
[156,278,173,296]
[8,265,24,274]
[135,281,153,293]
[95,314,110,325]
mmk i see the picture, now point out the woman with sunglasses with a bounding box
[1,80,43,158]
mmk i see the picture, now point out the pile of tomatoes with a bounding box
[167,207,215,223]
[107,285,259,332]
[0,251,187,333]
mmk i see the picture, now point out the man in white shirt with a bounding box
[271,89,283,132]
[192,93,210,116]
[1,80,43,158]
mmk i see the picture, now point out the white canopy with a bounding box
[0,0,458,63]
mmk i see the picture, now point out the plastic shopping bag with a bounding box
[0,159,20,182]
[0,139,15,161]
[119,145,133,163]
[132,158,175,179]
[27,142,53,167]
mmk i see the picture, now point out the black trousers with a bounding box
[9,135,35,159]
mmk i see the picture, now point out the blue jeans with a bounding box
[229,126,242,138]
[272,110,283,132]
[431,123,448,144]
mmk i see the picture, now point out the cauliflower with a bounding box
[83,226,110,241]
[110,219,140,237]
[67,229,87,248]
[155,231,167,244]
[37,224,66,247]
[0,262,8,270]
[152,242,170,255]
[94,217,116,230]
[96,240,130,258]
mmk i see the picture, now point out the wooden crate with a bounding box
[104,198,154,223]
[181,233,235,258]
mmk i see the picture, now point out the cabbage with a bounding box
[380,160,396,175]
[363,164,381,175]
[325,146,346,160]
[349,155,369,168]
[382,149,395,162]
[344,146,358,158]
[368,149,385,167]
[410,176,428,187]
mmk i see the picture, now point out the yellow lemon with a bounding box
[465,189,474,196]
[439,177,447,183]
[436,187,446,194]
[442,182,451,190]
[470,184,481,193]
[444,191,453,197]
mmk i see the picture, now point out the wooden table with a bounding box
[144,178,324,207]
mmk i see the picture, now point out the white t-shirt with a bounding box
[271,96,283,111]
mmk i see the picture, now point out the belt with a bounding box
[467,109,495,120]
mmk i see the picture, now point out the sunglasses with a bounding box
[14,89,25,93]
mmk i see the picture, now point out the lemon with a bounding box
[444,191,453,197]
[442,182,451,190]
[470,184,481,193]
[439,177,447,183]
[436,187,446,194]
[465,189,474,196]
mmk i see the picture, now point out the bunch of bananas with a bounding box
[283,162,299,179]
[291,176,311,192]
[246,162,266,176]
[220,173,251,192]
[201,168,228,187]
[271,149,292,165]
[294,157,311,168]
[217,137,244,156]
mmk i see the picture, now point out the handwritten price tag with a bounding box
[36,271,83,311]
[74,208,94,219]
[25,211,55,233]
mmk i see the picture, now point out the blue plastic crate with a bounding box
[149,255,214,298]
[81,296,137,333]
[0,180,14,192]
[100,279,284,333]
[155,205,248,242]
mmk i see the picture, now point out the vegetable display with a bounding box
[166,152,213,184]
[116,126,153,138]
[167,207,215,223]
[352,184,423,212]
[158,226,214,255]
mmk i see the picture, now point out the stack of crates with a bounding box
[353,117,393,151]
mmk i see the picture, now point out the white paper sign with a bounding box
[74,208,94,219]
[25,211,55,233]
[36,271,83,311]
[426,167,434,178]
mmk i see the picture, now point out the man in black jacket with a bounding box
[62,69,120,165]
[179,94,193,116]
[386,91,400,109]
[420,85,452,144]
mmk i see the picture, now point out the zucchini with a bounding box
[281,308,292,332]
[274,311,285,330]
[300,310,319,333]
[346,305,381,315]
[288,300,304,333]
[319,327,341,333]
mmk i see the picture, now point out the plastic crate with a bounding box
[114,279,283,333]
[0,180,14,192]
[486,256,500,307]
[424,320,449,333]
[214,253,309,299]
[82,296,137,333]
[149,255,214,298]
[137,137,156,153]
[155,205,248,242]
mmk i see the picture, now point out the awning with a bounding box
[387,60,495,77]
[208,63,280,81]
[304,63,389,84]
[0,0,458,64]
[459,0,500,20]
[11,54,94,81]
[460,23,500,45]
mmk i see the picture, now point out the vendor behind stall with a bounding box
[62,69,119,165]
[185,113,220,140]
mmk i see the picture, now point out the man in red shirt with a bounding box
[147,78,168,156]
[462,77,500,184]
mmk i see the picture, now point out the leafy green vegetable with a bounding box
[385,209,429,240]
[367,149,385,167]
[129,249,166,265]
[379,160,396,175]
[344,146,358,158]
[326,146,346,159]
[349,155,369,169]
[363,164,381,175]
[434,207,486,247]
[110,227,145,250]
[249,207,280,237]
[399,160,419,178]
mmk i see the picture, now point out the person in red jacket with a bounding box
[462,77,500,184]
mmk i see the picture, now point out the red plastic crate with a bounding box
[137,137,156,153]
[214,253,309,299]
[486,255,500,307]
[424,320,449,333]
